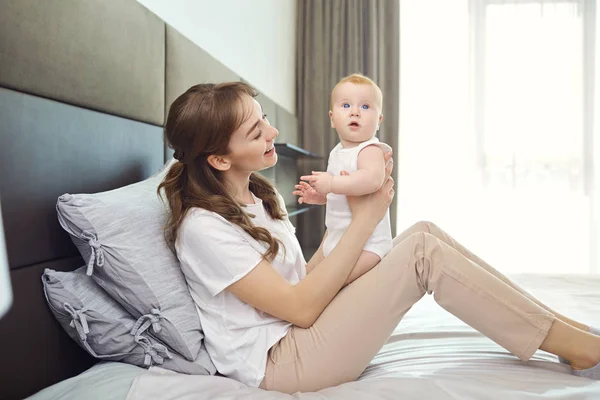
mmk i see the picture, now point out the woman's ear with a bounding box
[207,154,231,171]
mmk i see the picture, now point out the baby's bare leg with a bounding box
[344,251,381,286]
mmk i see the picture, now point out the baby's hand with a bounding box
[293,181,327,205]
[293,170,349,204]
[300,171,334,194]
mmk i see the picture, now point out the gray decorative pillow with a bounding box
[42,267,216,375]
[56,160,203,361]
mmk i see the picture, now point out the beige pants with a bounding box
[259,221,556,394]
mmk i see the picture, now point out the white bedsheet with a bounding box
[126,274,600,399]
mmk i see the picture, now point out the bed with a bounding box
[1,1,599,399]
[26,274,600,400]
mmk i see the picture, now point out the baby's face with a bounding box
[329,82,383,147]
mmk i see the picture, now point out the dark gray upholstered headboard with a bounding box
[0,1,297,398]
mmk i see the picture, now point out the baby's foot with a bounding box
[559,326,600,365]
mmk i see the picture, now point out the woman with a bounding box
[158,82,600,394]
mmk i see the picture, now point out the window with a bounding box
[398,0,598,273]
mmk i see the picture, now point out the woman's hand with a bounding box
[347,151,394,223]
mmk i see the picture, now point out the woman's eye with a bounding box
[342,103,350,108]
[361,104,369,110]
[254,131,262,140]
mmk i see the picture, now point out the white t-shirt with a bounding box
[175,192,306,387]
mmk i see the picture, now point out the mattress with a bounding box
[125,274,600,399]
[27,361,146,400]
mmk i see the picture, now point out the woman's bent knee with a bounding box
[390,232,432,258]
[401,220,438,236]
[415,220,439,232]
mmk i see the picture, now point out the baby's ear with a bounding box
[329,110,335,128]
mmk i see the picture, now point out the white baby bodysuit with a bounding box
[323,137,393,258]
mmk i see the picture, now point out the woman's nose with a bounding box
[269,126,279,140]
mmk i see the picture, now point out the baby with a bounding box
[295,73,393,279]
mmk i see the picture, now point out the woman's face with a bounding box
[226,95,279,173]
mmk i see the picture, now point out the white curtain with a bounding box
[398,0,599,274]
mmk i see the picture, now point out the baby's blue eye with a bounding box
[342,103,350,108]
[362,104,369,110]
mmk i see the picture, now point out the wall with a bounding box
[138,0,297,114]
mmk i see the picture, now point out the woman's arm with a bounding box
[305,231,376,287]
[226,153,394,329]
[226,212,380,328]
[305,230,327,275]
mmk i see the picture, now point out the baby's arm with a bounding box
[331,145,386,196]
[300,145,386,196]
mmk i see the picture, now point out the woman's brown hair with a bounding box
[158,82,286,261]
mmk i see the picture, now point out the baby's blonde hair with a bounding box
[330,73,383,111]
